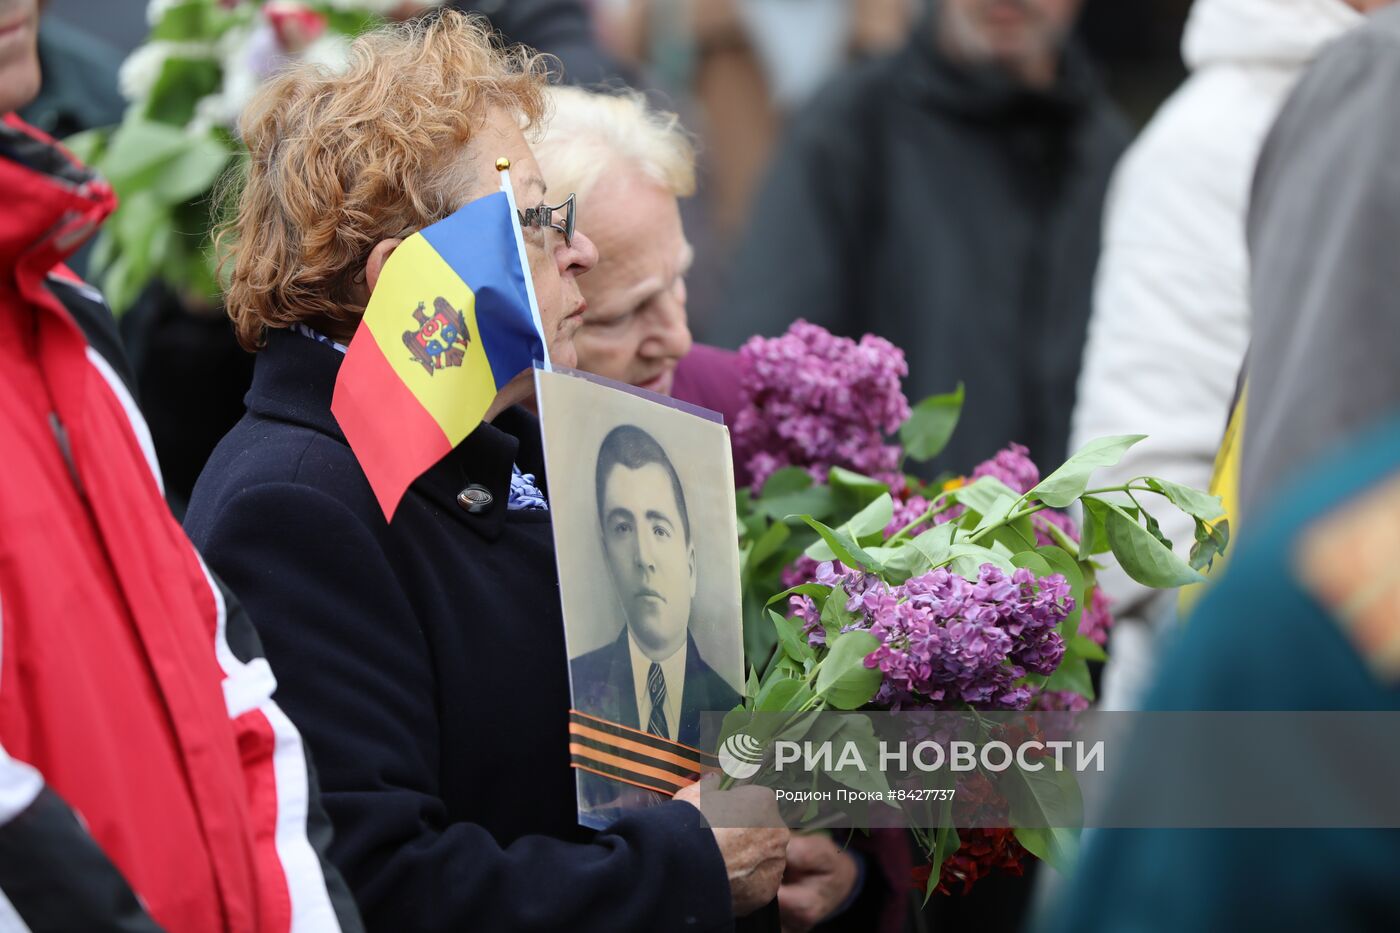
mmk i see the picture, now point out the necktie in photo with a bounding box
[646,661,669,739]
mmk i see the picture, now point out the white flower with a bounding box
[188,92,233,136]
[301,33,353,74]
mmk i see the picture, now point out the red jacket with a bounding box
[0,115,361,932]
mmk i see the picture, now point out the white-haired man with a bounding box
[532,85,698,397]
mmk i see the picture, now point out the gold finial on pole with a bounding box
[495,157,511,171]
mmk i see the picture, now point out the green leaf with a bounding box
[1103,503,1206,588]
[979,517,1038,556]
[62,128,110,164]
[745,667,760,703]
[324,9,382,34]
[1035,546,1085,640]
[1140,508,1172,549]
[755,675,814,712]
[113,190,168,260]
[1143,477,1226,522]
[838,492,896,551]
[762,466,815,498]
[101,120,190,187]
[149,1,236,41]
[864,542,927,584]
[746,521,791,574]
[721,705,755,743]
[801,517,881,571]
[100,253,141,318]
[141,56,222,127]
[759,485,838,523]
[1044,656,1094,699]
[765,583,830,609]
[1014,825,1081,876]
[1005,764,1084,874]
[953,475,1020,517]
[814,631,882,709]
[925,817,959,905]
[1067,634,1107,662]
[819,586,855,643]
[747,590,779,671]
[1011,551,1053,578]
[828,467,889,502]
[900,383,964,462]
[1189,518,1230,572]
[1037,514,1080,554]
[910,528,1016,579]
[825,717,892,796]
[769,609,815,664]
[101,120,231,205]
[1078,498,1114,556]
[1029,435,1147,509]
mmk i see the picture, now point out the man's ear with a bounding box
[688,543,697,598]
[364,238,404,296]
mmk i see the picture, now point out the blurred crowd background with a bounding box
[40,0,1195,328]
[26,0,1192,513]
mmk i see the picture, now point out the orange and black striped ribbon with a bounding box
[568,709,719,797]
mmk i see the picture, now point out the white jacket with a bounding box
[1068,0,1362,710]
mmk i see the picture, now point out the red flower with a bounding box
[264,2,329,53]
[910,828,1028,897]
[912,767,1032,896]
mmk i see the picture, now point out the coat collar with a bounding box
[0,114,113,280]
[246,328,547,541]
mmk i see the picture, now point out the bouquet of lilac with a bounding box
[729,321,1229,897]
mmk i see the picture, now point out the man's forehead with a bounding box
[603,462,679,506]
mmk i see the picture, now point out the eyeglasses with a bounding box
[519,192,576,247]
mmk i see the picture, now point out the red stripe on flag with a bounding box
[331,331,452,519]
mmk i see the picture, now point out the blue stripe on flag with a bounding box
[418,192,543,388]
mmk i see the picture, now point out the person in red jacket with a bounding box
[0,2,362,930]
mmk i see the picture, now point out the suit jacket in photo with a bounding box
[571,628,741,748]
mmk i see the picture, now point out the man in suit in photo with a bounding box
[572,424,740,747]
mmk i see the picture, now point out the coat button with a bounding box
[457,484,494,514]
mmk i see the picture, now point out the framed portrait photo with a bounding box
[535,367,744,829]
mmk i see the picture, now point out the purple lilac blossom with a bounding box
[1029,690,1091,713]
[970,442,1040,495]
[789,561,1071,711]
[734,321,911,492]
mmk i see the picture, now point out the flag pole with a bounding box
[496,157,552,371]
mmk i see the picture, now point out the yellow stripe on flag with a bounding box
[362,233,500,446]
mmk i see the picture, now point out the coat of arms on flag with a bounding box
[403,297,472,375]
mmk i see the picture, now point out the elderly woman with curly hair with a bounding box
[184,12,786,932]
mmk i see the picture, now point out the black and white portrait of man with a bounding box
[569,424,740,744]
[536,368,744,825]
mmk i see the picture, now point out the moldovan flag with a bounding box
[331,189,544,519]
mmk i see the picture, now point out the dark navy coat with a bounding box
[184,331,736,932]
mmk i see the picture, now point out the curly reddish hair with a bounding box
[217,11,550,351]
